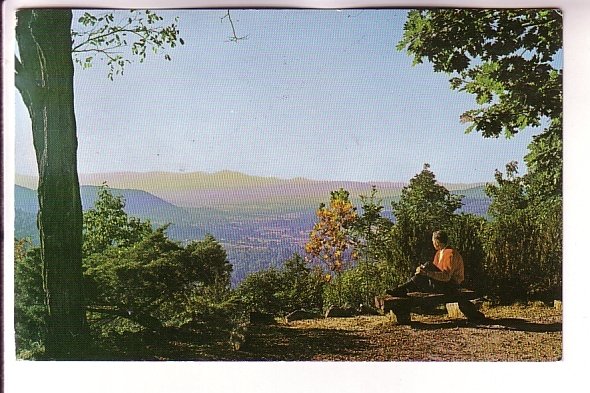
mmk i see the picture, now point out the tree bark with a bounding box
[15,9,87,359]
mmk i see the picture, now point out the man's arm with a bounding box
[421,251,454,282]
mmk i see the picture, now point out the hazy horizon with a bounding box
[14,168,488,188]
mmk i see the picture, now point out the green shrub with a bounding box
[482,163,562,302]
[386,164,463,279]
[84,228,233,332]
[280,254,325,313]
[323,260,383,308]
[235,268,285,315]
[81,187,234,334]
[482,200,562,302]
[236,254,325,316]
[447,214,487,291]
[14,239,46,359]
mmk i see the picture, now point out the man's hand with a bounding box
[415,265,427,275]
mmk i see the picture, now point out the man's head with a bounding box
[432,230,449,250]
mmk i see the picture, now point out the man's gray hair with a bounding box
[432,230,449,245]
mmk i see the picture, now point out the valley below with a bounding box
[14,171,491,284]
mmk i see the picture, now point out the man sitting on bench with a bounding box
[386,230,486,322]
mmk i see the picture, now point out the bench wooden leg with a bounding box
[389,301,411,325]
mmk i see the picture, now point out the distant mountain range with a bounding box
[14,171,491,284]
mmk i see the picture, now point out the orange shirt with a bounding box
[428,248,464,285]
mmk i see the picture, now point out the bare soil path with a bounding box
[235,302,562,361]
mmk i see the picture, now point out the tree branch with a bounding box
[221,10,248,42]
[74,46,125,55]
[86,305,164,331]
[72,27,152,53]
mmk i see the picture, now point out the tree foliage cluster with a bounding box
[304,188,358,274]
[398,9,562,200]
[73,10,184,79]
[14,186,233,358]
[235,254,326,316]
[482,163,562,301]
[14,240,46,359]
[388,164,463,277]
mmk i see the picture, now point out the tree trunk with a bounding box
[15,9,87,359]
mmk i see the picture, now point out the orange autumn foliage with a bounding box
[305,189,358,274]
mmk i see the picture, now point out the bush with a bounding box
[447,214,487,291]
[482,200,562,302]
[14,239,46,359]
[482,163,562,302]
[530,199,562,297]
[181,295,248,334]
[385,223,431,280]
[82,187,234,334]
[236,254,325,316]
[323,260,383,308]
[84,228,233,332]
[234,268,284,316]
[281,254,325,312]
[385,164,463,279]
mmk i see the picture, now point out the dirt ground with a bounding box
[92,301,561,361]
[234,302,562,361]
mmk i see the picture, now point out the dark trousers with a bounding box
[400,274,484,321]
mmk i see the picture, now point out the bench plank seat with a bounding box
[375,289,479,324]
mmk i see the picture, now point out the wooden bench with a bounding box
[374,289,480,324]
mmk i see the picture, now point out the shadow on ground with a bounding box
[89,326,245,361]
[89,323,370,361]
[236,324,370,361]
[410,317,562,333]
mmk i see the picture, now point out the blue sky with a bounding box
[14,8,553,183]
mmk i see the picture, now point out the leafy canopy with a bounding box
[398,9,562,138]
[82,185,152,256]
[236,254,325,316]
[72,10,184,80]
[398,9,562,199]
[14,240,46,358]
[388,164,462,275]
[484,161,527,220]
[351,185,393,258]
